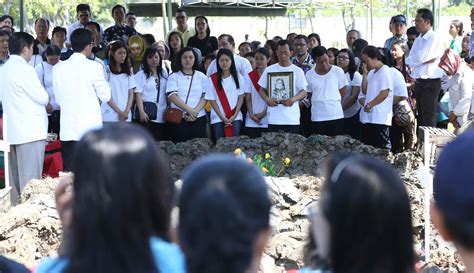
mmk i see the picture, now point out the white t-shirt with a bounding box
[166,71,208,119]
[258,63,308,125]
[306,66,348,122]
[245,72,268,128]
[134,69,168,123]
[36,61,60,111]
[205,74,245,124]
[391,67,408,98]
[101,73,136,122]
[343,71,362,118]
[359,65,394,126]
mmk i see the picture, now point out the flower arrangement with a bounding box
[234,148,291,177]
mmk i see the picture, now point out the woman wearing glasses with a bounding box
[134,47,168,140]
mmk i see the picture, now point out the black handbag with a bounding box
[134,76,160,120]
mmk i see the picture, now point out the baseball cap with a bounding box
[392,15,407,24]
[434,130,474,221]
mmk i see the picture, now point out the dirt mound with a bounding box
[0,133,462,271]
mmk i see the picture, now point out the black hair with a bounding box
[294,34,309,44]
[142,34,156,45]
[346,29,361,39]
[277,39,293,52]
[255,47,270,59]
[272,35,283,42]
[0,30,9,38]
[0,15,14,26]
[286,32,297,40]
[417,8,434,26]
[250,41,261,52]
[406,26,419,36]
[45,44,61,56]
[327,47,339,58]
[70,28,92,53]
[172,46,199,72]
[200,52,216,72]
[311,45,327,59]
[218,34,235,47]
[142,47,166,79]
[34,18,50,28]
[179,155,271,273]
[84,21,100,33]
[111,4,126,15]
[216,48,239,90]
[126,11,136,17]
[337,49,357,81]
[264,39,277,63]
[317,153,414,273]
[351,38,368,58]
[9,32,34,55]
[377,47,395,67]
[176,8,186,14]
[362,45,382,61]
[108,40,131,75]
[308,33,321,47]
[238,41,251,51]
[194,15,211,37]
[391,40,410,77]
[76,4,91,13]
[52,26,67,37]
[168,31,184,63]
[244,52,255,58]
[65,123,174,273]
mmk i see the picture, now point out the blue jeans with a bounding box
[212,120,242,140]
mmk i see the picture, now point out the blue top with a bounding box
[35,237,186,273]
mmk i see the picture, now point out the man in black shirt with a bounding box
[103,5,138,44]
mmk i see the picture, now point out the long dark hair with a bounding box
[337,48,357,81]
[391,40,410,81]
[179,155,272,273]
[193,15,211,38]
[172,46,199,73]
[107,40,131,76]
[168,31,184,63]
[216,48,239,90]
[142,47,166,80]
[318,153,414,273]
[65,123,175,273]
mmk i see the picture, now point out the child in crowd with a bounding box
[101,41,135,124]
[205,48,245,139]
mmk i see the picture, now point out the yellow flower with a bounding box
[234,148,242,156]
[262,167,269,173]
[284,157,291,166]
[265,153,271,160]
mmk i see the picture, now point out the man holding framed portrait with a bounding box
[258,39,308,134]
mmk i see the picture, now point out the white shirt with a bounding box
[258,63,308,125]
[101,73,136,122]
[445,64,473,126]
[306,66,348,122]
[343,71,362,118]
[359,65,394,126]
[205,74,245,124]
[28,54,43,67]
[405,28,445,79]
[135,69,168,123]
[53,53,111,141]
[66,21,104,45]
[36,61,60,111]
[206,54,252,77]
[166,71,208,119]
[0,55,49,144]
[244,72,268,128]
[391,67,408,98]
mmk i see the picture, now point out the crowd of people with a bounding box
[0,4,474,214]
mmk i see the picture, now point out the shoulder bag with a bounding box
[164,72,194,124]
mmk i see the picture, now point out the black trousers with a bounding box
[268,124,300,134]
[170,116,207,143]
[245,127,268,139]
[61,141,77,172]
[362,123,391,150]
[311,118,344,136]
[414,78,441,127]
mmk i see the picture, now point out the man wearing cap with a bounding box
[432,130,474,273]
[384,15,407,50]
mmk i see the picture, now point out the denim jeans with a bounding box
[212,120,242,140]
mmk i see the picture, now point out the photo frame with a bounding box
[268,72,294,103]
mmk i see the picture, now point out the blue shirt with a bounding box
[35,237,186,273]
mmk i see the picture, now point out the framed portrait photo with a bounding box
[268,72,294,103]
